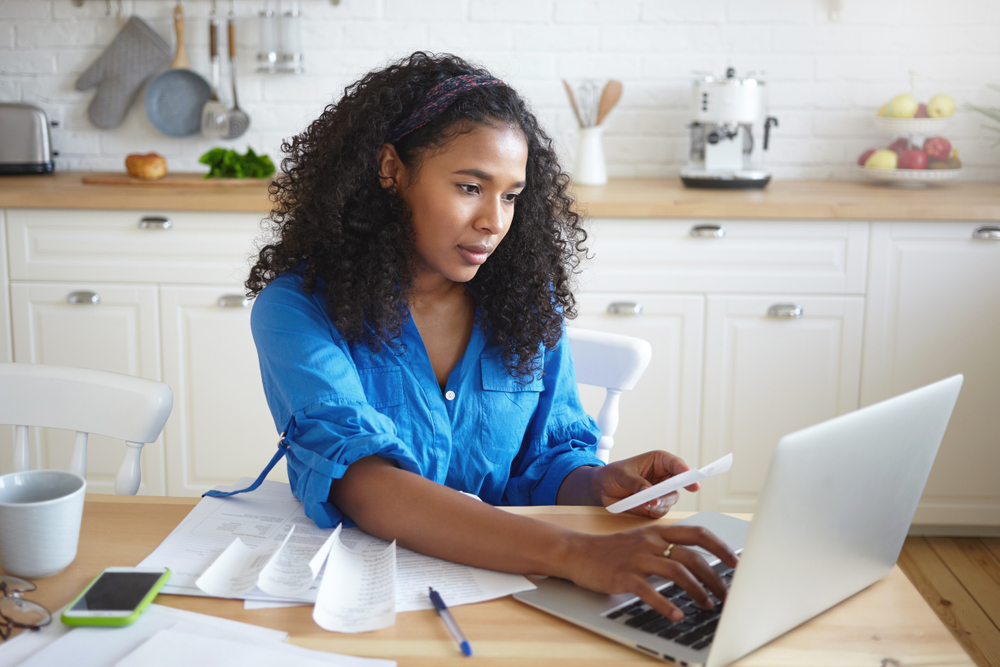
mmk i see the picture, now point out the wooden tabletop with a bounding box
[2,494,974,666]
[0,172,997,220]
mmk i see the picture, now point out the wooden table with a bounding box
[3,495,975,666]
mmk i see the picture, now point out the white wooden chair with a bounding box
[566,328,652,463]
[0,363,173,495]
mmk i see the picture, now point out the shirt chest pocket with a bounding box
[357,366,410,438]
[479,359,543,464]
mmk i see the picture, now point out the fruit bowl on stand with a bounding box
[857,165,963,188]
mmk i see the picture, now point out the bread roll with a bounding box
[125,153,167,180]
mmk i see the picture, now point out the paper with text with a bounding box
[606,453,734,514]
[313,532,396,633]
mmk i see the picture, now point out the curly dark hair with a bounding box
[247,51,587,378]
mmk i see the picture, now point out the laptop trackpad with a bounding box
[669,511,750,564]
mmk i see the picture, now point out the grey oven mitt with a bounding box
[76,16,171,129]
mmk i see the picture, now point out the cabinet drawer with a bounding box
[7,208,269,284]
[579,219,868,294]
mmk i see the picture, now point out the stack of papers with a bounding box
[0,604,393,667]
[138,479,535,632]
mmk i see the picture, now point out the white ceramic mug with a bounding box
[0,470,86,579]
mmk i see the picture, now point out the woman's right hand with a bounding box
[563,525,739,622]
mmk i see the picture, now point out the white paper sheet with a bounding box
[313,532,396,633]
[140,479,535,613]
[114,627,393,667]
[7,604,287,667]
[606,453,734,514]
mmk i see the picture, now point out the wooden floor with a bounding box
[898,537,1000,667]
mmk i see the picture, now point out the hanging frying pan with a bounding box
[144,3,211,137]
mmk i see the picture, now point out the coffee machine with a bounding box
[680,68,778,190]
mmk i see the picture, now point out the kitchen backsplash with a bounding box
[2,0,999,180]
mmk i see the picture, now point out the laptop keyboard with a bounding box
[605,566,735,651]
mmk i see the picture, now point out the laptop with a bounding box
[514,375,963,667]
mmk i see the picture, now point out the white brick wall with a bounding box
[1,0,999,180]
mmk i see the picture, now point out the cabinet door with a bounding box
[160,286,284,497]
[0,213,12,474]
[862,222,1000,526]
[700,295,864,513]
[7,282,165,494]
[572,293,704,511]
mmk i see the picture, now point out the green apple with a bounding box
[864,149,898,169]
[884,93,918,118]
[927,93,956,118]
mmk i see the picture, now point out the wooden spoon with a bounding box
[563,80,585,128]
[596,80,623,126]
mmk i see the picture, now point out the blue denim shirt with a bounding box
[250,272,604,529]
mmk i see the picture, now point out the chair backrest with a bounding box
[0,363,173,495]
[566,328,652,463]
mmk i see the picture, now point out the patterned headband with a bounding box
[385,74,507,144]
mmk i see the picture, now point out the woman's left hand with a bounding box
[592,451,701,519]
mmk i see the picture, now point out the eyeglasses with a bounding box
[0,576,52,641]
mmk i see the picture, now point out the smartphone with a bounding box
[61,566,171,627]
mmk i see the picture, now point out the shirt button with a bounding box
[445,390,456,401]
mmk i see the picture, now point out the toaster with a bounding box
[0,103,55,174]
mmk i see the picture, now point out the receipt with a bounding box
[605,453,733,514]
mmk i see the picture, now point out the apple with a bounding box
[927,93,956,118]
[915,103,929,118]
[888,137,911,155]
[877,104,887,117]
[884,93,918,118]
[898,149,929,170]
[858,149,876,165]
[923,136,952,161]
[864,149,898,169]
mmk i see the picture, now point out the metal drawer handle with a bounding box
[67,291,100,305]
[218,294,252,309]
[690,224,725,238]
[767,304,803,318]
[973,225,1000,240]
[607,302,642,316]
[138,216,172,230]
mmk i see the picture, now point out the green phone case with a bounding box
[60,568,171,627]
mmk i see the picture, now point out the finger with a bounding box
[655,558,715,610]
[632,579,685,622]
[630,492,679,519]
[658,525,739,569]
[684,481,701,493]
[669,547,728,604]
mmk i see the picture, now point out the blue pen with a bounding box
[429,587,472,657]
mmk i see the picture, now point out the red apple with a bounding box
[858,148,876,165]
[888,137,911,155]
[915,103,929,118]
[898,149,929,169]
[923,136,952,161]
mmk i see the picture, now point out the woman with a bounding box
[244,52,737,622]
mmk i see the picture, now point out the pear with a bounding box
[864,149,898,169]
[884,93,918,118]
[928,93,956,118]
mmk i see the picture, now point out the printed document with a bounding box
[606,453,734,514]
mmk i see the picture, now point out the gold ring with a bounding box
[663,543,675,559]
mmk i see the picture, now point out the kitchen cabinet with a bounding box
[0,212,13,475]
[1,208,279,497]
[576,219,868,515]
[9,281,164,494]
[160,286,284,496]
[572,293,704,512]
[861,221,1000,528]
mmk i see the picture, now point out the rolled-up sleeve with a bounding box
[503,331,604,506]
[251,277,421,527]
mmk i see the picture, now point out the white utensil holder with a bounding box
[574,126,607,185]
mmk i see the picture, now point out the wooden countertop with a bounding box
[1,171,998,220]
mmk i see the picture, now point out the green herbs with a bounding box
[198,147,276,179]
[966,84,1000,148]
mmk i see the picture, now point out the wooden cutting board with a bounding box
[81,172,272,187]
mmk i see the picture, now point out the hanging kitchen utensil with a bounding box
[144,3,211,137]
[201,4,230,137]
[224,5,250,139]
[596,80,623,126]
[75,16,171,129]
